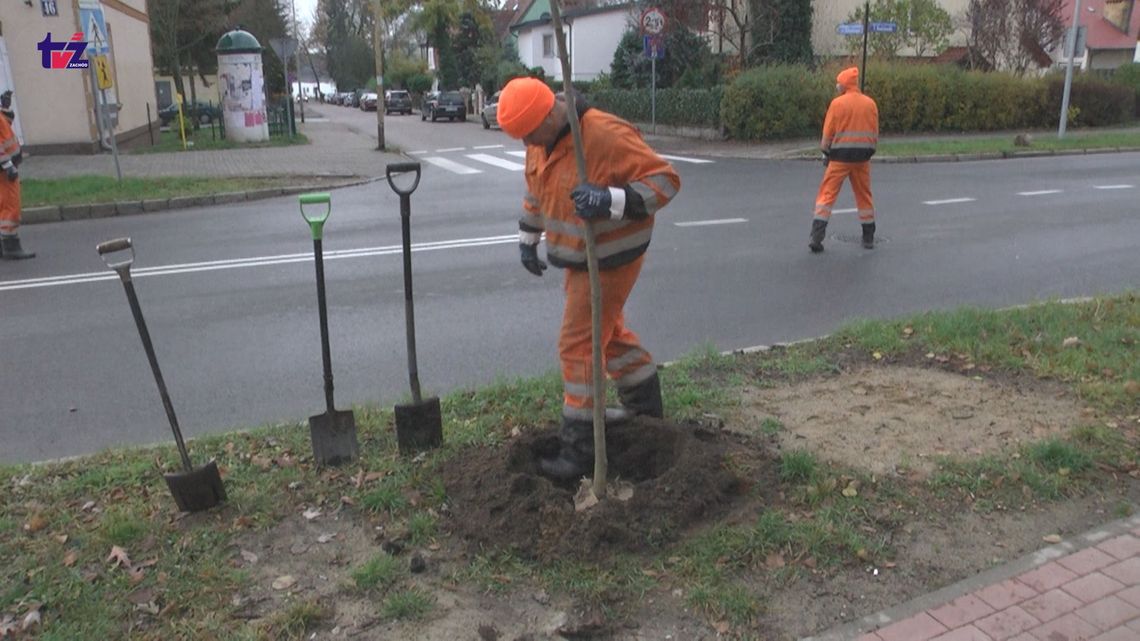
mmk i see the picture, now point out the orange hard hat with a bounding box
[497,77,555,139]
[837,67,859,90]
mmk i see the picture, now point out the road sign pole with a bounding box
[651,55,656,135]
[1058,0,1083,139]
[861,0,869,91]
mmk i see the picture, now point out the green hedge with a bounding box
[1106,62,1140,118]
[721,65,832,140]
[587,87,723,128]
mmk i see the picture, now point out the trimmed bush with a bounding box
[721,65,831,140]
[1044,73,1135,127]
[1105,62,1140,118]
[589,87,723,128]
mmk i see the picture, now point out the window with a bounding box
[543,34,554,58]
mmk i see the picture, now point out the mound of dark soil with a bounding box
[440,418,764,561]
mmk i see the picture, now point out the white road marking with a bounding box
[466,153,525,171]
[0,235,519,293]
[435,147,466,153]
[659,154,715,164]
[674,218,748,227]
[506,150,527,158]
[408,150,428,155]
[1017,189,1062,196]
[422,156,482,175]
[1094,184,1134,190]
[922,197,976,206]
[473,144,504,150]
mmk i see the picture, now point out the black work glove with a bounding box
[520,243,547,277]
[2,161,16,182]
[570,183,613,220]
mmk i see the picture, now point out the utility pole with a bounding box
[291,0,304,123]
[860,0,869,91]
[1058,0,1082,138]
[373,0,386,150]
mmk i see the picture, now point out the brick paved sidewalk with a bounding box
[806,515,1140,641]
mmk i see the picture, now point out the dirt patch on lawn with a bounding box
[738,365,1084,475]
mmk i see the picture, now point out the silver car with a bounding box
[482,91,501,130]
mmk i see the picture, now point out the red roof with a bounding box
[1061,0,1140,50]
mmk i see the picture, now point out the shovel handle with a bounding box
[385,162,421,197]
[96,237,135,276]
[299,193,331,240]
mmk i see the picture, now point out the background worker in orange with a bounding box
[496,77,681,481]
[811,66,879,253]
[0,96,34,260]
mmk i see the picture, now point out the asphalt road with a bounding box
[2,106,1137,463]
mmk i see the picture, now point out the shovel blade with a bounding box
[164,460,227,513]
[394,397,442,455]
[309,409,359,466]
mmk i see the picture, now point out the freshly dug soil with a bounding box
[440,417,773,562]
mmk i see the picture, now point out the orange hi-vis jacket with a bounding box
[822,87,879,163]
[0,114,21,234]
[518,108,680,270]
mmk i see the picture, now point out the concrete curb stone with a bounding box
[142,198,170,212]
[59,204,91,220]
[21,205,61,224]
[115,201,144,216]
[213,192,247,206]
[89,203,117,218]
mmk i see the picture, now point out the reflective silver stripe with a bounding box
[630,174,678,214]
[815,204,833,212]
[858,209,875,221]
[545,217,631,238]
[606,348,649,373]
[563,405,594,420]
[608,187,626,220]
[836,130,877,138]
[519,230,541,245]
[520,213,544,230]
[563,380,593,399]
[615,363,657,388]
[548,227,653,263]
[524,192,540,210]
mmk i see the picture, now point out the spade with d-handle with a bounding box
[301,193,360,466]
[386,162,442,455]
[96,238,227,513]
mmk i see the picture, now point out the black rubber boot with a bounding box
[0,234,35,260]
[862,222,876,249]
[618,371,664,419]
[809,219,828,253]
[539,416,594,482]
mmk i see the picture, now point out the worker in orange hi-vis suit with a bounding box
[811,66,879,253]
[0,109,34,260]
[496,77,681,481]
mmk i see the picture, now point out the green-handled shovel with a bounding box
[300,193,359,466]
[96,237,226,513]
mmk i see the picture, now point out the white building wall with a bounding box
[570,11,630,80]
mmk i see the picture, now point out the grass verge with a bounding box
[876,128,1140,157]
[132,128,308,154]
[22,176,307,207]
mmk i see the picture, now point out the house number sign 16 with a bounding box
[640,7,666,35]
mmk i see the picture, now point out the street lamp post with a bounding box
[373,0,385,150]
[291,0,304,124]
[1058,0,1083,138]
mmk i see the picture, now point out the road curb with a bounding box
[21,176,373,225]
[800,513,1140,641]
[798,146,1137,164]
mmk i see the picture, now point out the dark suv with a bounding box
[385,90,412,115]
[421,91,466,122]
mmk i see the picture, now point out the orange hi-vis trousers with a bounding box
[814,160,874,223]
[558,255,656,421]
[0,177,20,237]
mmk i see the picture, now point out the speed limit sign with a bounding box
[640,7,666,35]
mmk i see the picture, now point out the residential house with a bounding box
[811,0,972,57]
[0,0,157,154]
[510,0,635,81]
[1056,0,1140,69]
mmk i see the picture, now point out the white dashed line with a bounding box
[436,147,466,153]
[422,157,482,175]
[659,154,715,164]
[674,218,748,227]
[1094,184,1134,190]
[466,154,525,171]
[473,144,504,150]
[922,198,976,206]
[1017,189,1062,196]
[506,150,527,158]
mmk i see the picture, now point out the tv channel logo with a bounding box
[38,32,90,69]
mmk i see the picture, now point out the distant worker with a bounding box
[0,90,14,125]
[811,66,879,253]
[0,96,33,260]
[496,77,680,481]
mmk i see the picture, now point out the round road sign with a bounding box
[640,7,666,35]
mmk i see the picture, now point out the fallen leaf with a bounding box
[302,508,322,521]
[271,575,297,591]
[609,480,635,502]
[884,561,897,569]
[802,557,817,569]
[340,495,356,506]
[1042,534,1063,544]
[842,485,858,498]
[903,327,914,336]
[127,587,155,605]
[1062,336,1081,348]
[21,608,41,631]
[63,550,78,567]
[129,567,147,585]
[136,558,157,569]
[574,480,599,512]
[251,456,272,470]
[872,352,883,361]
[765,553,786,569]
[925,352,935,359]
[23,513,48,533]
[316,534,336,544]
[107,545,132,569]
[240,550,259,564]
[713,620,730,634]
[1123,380,1140,396]
[55,534,69,544]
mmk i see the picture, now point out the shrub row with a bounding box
[588,63,1136,140]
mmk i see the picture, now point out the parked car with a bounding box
[360,92,378,111]
[158,101,221,126]
[384,90,412,115]
[481,91,501,129]
[421,90,466,122]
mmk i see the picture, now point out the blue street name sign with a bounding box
[870,21,898,33]
[837,23,864,36]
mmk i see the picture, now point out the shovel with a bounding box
[385,162,442,455]
[96,238,226,513]
[300,193,359,466]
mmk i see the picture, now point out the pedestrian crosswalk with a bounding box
[410,147,716,176]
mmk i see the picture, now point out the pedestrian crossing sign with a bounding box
[93,55,113,89]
